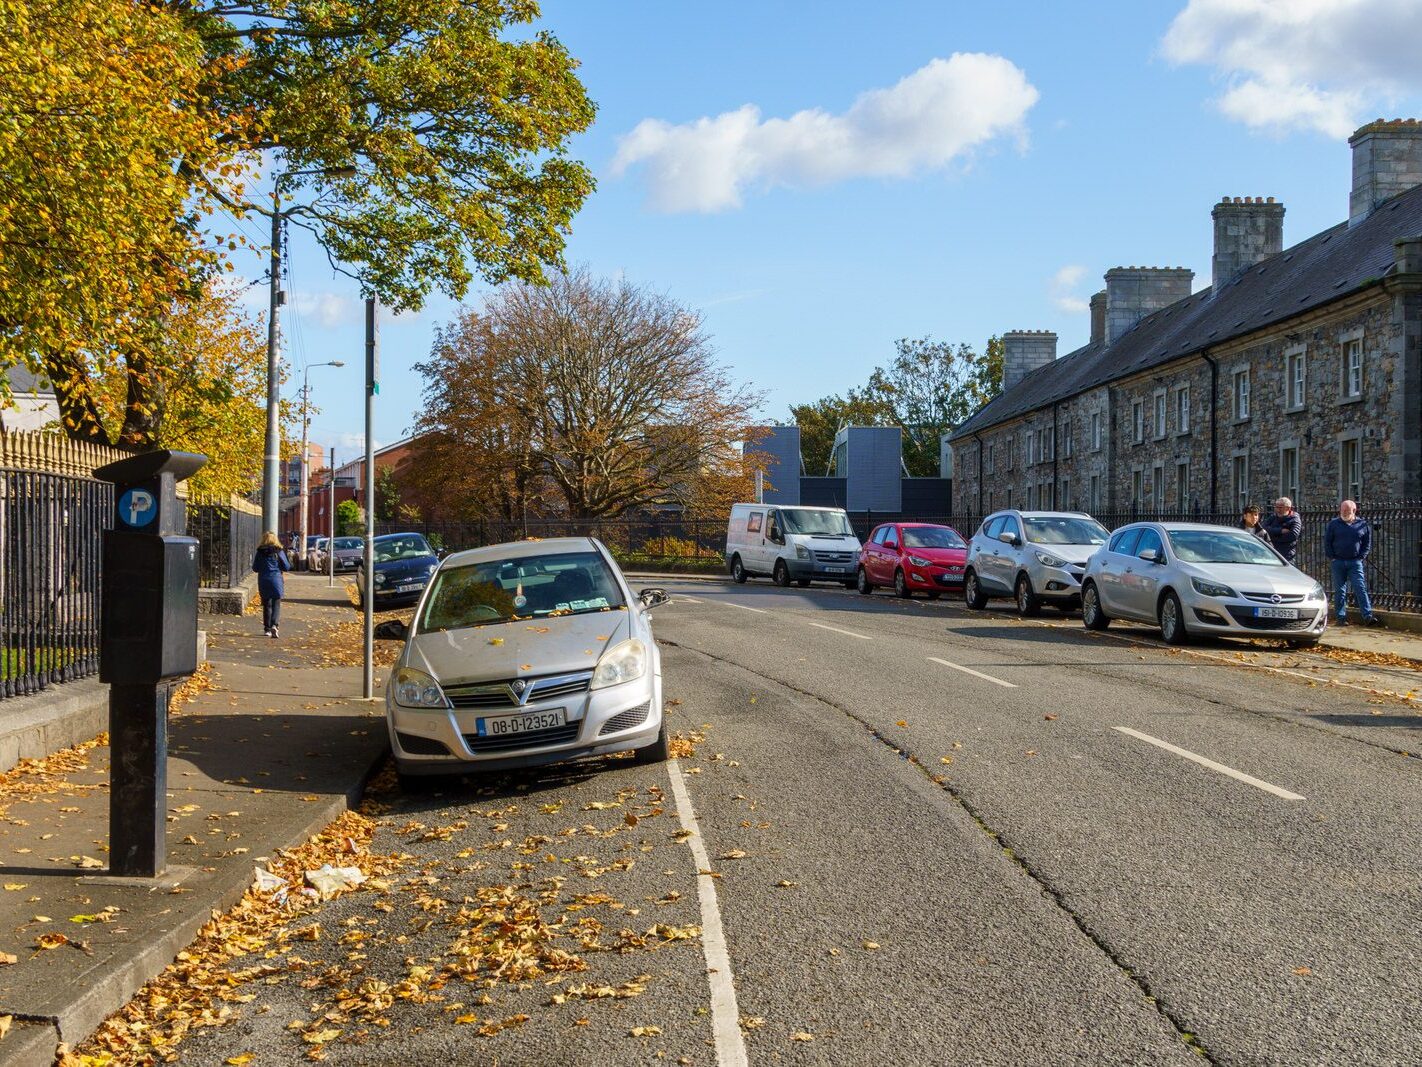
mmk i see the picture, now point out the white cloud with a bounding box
[1049,264,1090,314]
[1162,0,1422,137]
[611,53,1039,212]
[292,291,357,329]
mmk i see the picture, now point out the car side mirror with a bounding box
[884,541,898,551]
[998,531,1018,546]
[1138,548,1161,564]
[639,587,671,610]
[374,619,408,641]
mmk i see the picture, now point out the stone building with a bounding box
[949,119,1422,518]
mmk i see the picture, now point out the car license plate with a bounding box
[823,566,846,574]
[476,708,567,737]
[394,582,425,594]
[1254,606,1299,619]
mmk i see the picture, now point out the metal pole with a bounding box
[298,367,310,568]
[262,192,283,533]
[328,447,336,588]
[363,298,377,700]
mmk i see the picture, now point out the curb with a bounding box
[0,679,108,776]
[8,738,390,1066]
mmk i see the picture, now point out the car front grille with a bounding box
[1241,592,1305,604]
[463,723,580,754]
[445,673,593,710]
[1225,607,1317,631]
[396,731,451,756]
[813,550,855,565]
[599,701,651,736]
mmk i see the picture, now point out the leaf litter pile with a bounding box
[73,764,706,1064]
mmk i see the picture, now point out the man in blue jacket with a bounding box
[1262,497,1302,563]
[1324,500,1382,627]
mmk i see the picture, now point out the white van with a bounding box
[725,504,862,588]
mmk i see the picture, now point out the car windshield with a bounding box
[1024,516,1109,545]
[374,535,433,563]
[902,527,965,550]
[779,509,854,536]
[1168,530,1283,565]
[417,550,625,631]
[333,537,362,550]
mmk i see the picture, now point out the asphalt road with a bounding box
[180,577,1422,1066]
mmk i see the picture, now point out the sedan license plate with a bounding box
[1254,606,1299,619]
[476,708,567,737]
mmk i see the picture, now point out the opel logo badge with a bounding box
[511,679,527,694]
[1270,593,1281,604]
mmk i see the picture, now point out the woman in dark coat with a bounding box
[252,531,291,638]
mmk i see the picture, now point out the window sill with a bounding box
[1231,417,1251,425]
[1174,430,1192,438]
[1284,404,1306,415]
[1337,394,1364,406]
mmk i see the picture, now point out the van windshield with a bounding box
[779,509,854,536]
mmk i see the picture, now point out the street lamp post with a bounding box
[260,165,357,534]
[298,361,344,567]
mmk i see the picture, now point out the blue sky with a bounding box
[262,0,1421,459]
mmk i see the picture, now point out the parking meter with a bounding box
[94,450,206,877]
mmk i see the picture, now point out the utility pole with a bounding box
[262,196,283,533]
[328,447,336,588]
[298,361,344,568]
[362,298,377,700]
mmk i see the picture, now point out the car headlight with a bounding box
[591,638,647,690]
[1191,577,1236,598]
[374,573,386,586]
[794,544,810,559]
[1035,551,1067,568]
[907,555,932,568]
[393,667,448,709]
[1307,582,1326,601]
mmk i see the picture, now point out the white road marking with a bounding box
[667,761,749,1067]
[678,595,704,604]
[718,600,769,614]
[926,656,1018,689]
[1113,726,1306,801]
[807,621,873,640]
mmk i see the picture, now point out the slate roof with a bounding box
[950,182,1422,441]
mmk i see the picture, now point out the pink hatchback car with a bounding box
[857,522,969,599]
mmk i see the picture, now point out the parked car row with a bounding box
[723,504,1328,648]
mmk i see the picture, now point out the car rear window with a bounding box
[417,550,625,632]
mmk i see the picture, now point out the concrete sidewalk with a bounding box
[0,576,388,1066]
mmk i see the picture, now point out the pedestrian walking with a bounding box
[1239,504,1272,546]
[1262,497,1302,563]
[1324,500,1382,627]
[253,531,291,639]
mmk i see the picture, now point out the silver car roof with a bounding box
[441,537,605,568]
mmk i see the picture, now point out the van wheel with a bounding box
[964,570,988,610]
[730,555,747,584]
[1015,574,1042,617]
[1082,583,1111,630]
[1159,591,1190,645]
[894,569,912,599]
[856,566,873,595]
[772,560,791,587]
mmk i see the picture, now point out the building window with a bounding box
[1131,468,1144,508]
[1232,453,1250,510]
[1153,390,1167,440]
[1026,482,1036,509]
[1232,369,1251,421]
[1175,461,1190,511]
[986,443,994,475]
[1089,473,1102,511]
[1285,349,1306,411]
[1131,400,1144,444]
[1341,438,1362,501]
[1090,412,1102,452]
[1060,479,1070,510]
[1006,486,1013,507]
[1173,385,1190,435]
[1342,336,1363,400]
[1151,463,1165,510]
[1062,419,1073,459]
[1007,439,1014,471]
[1044,427,1054,462]
[1280,445,1300,507]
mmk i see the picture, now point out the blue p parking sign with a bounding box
[118,488,157,528]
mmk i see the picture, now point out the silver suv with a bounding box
[964,511,1110,616]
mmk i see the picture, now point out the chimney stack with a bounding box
[1089,290,1107,344]
[1212,196,1284,290]
[1002,331,1057,392]
[1103,267,1194,345]
[1350,119,1422,227]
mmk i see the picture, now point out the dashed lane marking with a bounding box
[926,655,1018,689]
[717,600,769,614]
[667,760,749,1067]
[1113,726,1306,801]
[807,621,873,640]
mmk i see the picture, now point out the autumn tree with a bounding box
[787,391,894,477]
[414,269,764,523]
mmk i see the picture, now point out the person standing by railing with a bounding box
[1239,504,1272,547]
[252,531,291,639]
[1263,497,1302,563]
[1325,500,1382,627]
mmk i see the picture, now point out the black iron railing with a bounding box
[186,497,263,589]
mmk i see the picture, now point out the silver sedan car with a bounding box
[1081,522,1327,646]
[377,537,669,788]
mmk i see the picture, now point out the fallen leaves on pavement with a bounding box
[0,734,107,819]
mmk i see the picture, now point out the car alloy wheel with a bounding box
[1082,584,1110,630]
[1160,591,1189,645]
[964,570,987,610]
[856,567,873,595]
[895,569,911,598]
[1015,574,1041,617]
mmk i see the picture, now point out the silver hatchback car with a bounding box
[378,537,670,788]
[1081,522,1327,646]
[964,511,1110,615]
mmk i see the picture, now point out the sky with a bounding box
[251,0,1422,459]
